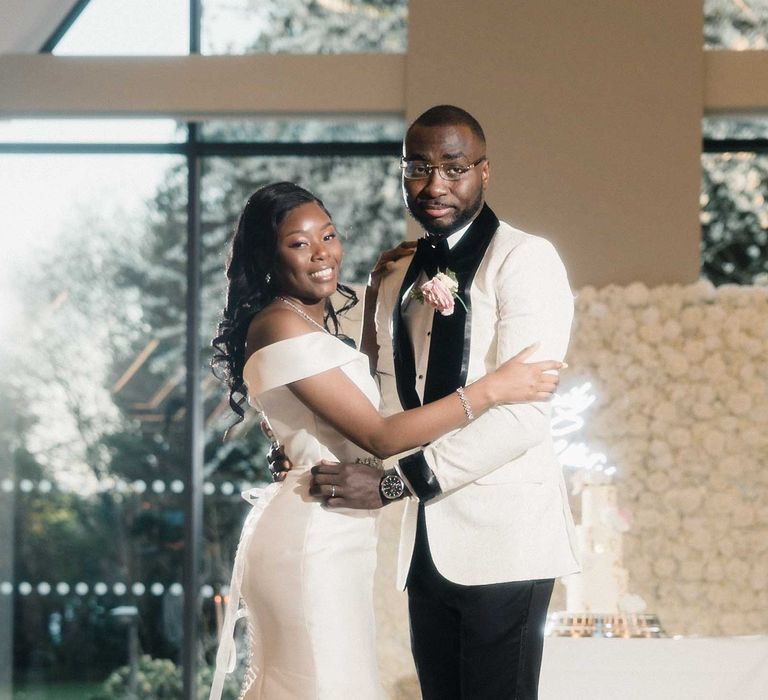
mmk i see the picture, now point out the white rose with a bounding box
[720,455,745,477]
[655,401,678,421]
[587,301,609,318]
[687,528,713,552]
[750,561,768,590]
[708,492,735,515]
[684,339,707,363]
[741,337,763,357]
[704,560,725,582]
[680,306,704,330]
[702,354,726,376]
[639,306,661,325]
[645,472,669,493]
[625,281,650,306]
[639,323,663,344]
[666,353,689,377]
[703,304,727,328]
[706,584,728,606]
[703,334,723,351]
[702,430,726,456]
[717,537,735,557]
[672,488,703,514]
[617,316,637,335]
[727,558,751,580]
[627,414,648,436]
[732,505,755,528]
[727,394,752,416]
[652,557,677,578]
[662,319,682,341]
[740,426,764,447]
[668,428,691,448]
[679,559,703,581]
[575,285,597,304]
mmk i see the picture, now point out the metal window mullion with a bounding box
[190,0,202,55]
[39,0,93,53]
[182,122,203,700]
[702,138,768,154]
[0,143,187,155]
[194,140,401,157]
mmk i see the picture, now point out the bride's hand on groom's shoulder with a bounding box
[310,460,385,510]
[368,240,416,289]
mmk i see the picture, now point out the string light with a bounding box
[0,478,260,496]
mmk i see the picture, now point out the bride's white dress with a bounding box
[209,332,384,700]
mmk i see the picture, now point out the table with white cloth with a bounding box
[539,636,768,699]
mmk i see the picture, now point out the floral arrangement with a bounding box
[558,278,768,636]
[410,270,467,316]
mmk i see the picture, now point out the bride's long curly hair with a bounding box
[211,182,357,429]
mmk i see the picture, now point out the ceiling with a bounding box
[0,0,81,53]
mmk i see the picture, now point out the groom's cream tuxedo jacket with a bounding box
[375,205,580,588]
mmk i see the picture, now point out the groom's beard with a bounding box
[407,190,484,238]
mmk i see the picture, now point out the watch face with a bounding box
[381,474,404,500]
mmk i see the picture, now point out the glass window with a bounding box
[701,116,768,285]
[0,119,186,144]
[0,152,189,696]
[701,150,768,285]
[53,0,189,55]
[200,116,403,143]
[704,0,768,50]
[703,115,768,140]
[201,0,408,54]
[1,115,405,696]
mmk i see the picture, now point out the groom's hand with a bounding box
[310,460,385,510]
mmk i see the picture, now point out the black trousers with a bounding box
[406,505,554,700]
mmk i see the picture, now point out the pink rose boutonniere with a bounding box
[410,270,467,316]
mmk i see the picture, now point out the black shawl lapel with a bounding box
[392,250,426,410]
[422,204,499,404]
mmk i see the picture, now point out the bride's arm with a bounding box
[251,308,561,460]
[286,346,559,461]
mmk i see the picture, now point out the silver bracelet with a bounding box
[455,386,474,421]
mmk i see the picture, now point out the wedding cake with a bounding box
[548,478,663,638]
[564,482,630,613]
[547,383,662,637]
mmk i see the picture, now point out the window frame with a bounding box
[0,4,402,697]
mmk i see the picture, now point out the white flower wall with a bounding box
[565,279,768,635]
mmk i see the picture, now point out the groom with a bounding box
[310,105,579,699]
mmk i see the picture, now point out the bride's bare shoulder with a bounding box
[245,303,316,358]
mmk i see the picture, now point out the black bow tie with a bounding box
[415,235,450,278]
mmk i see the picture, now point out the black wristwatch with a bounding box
[379,469,406,501]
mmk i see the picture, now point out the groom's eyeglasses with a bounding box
[400,157,486,181]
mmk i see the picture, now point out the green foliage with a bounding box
[701,152,768,286]
[205,0,407,54]
[704,0,768,49]
[89,655,241,700]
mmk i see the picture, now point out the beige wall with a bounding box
[406,0,704,288]
[1,0,766,287]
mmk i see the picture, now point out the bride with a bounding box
[208,182,563,699]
